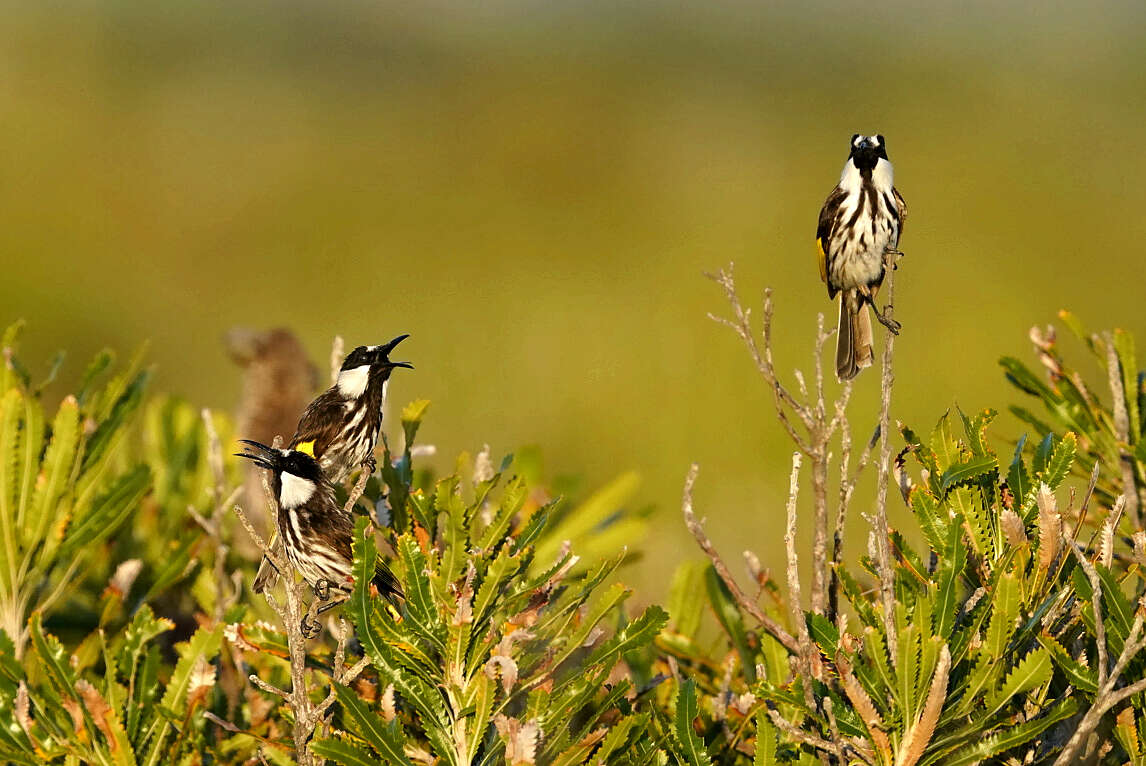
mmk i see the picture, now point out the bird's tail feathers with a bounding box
[373,562,404,602]
[836,292,874,381]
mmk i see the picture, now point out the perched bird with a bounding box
[816,134,907,380]
[290,334,413,482]
[252,335,412,594]
[237,440,401,636]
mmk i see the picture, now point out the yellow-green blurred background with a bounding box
[4,1,1146,600]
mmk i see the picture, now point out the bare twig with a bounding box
[782,453,815,712]
[872,249,901,660]
[706,264,858,618]
[1053,588,1146,764]
[682,464,798,653]
[330,335,345,386]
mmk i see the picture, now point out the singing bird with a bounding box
[252,335,413,594]
[816,134,907,380]
[237,440,402,637]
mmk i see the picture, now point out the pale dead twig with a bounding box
[782,453,816,712]
[1053,538,1146,765]
[682,464,798,653]
[706,263,864,617]
[871,248,901,660]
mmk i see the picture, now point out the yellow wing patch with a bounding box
[816,237,828,283]
[295,440,316,457]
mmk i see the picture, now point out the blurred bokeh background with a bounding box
[4,0,1145,600]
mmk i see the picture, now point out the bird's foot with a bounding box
[362,456,378,475]
[884,246,904,269]
[877,309,902,335]
[313,578,333,601]
[300,613,322,639]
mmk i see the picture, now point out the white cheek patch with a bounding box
[872,158,895,190]
[337,365,370,398]
[839,159,863,192]
[280,471,316,508]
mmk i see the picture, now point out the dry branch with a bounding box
[682,464,798,653]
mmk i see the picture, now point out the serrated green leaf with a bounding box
[82,370,150,473]
[59,465,151,557]
[585,605,668,669]
[986,647,1050,714]
[28,396,80,553]
[312,736,393,766]
[934,516,965,640]
[15,394,43,547]
[929,697,1078,766]
[939,456,997,493]
[1039,433,1076,489]
[396,535,445,648]
[1037,634,1097,694]
[667,561,706,640]
[0,389,24,593]
[330,685,413,765]
[1000,357,1054,399]
[674,680,712,766]
[159,624,221,718]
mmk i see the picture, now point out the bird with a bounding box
[815,134,907,380]
[251,334,413,594]
[290,334,414,482]
[236,440,402,637]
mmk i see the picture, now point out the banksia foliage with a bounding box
[312,403,667,764]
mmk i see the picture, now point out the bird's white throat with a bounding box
[280,471,316,508]
[840,157,894,193]
[337,365,370,398]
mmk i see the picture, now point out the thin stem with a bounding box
[682,464,798,653]
[782,453,815,712]
[872,248,901,661]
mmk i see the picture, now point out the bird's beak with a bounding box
[379,334,410,355]
[385,361,414,370]
[235,439,277,470]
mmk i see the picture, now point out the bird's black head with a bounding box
[340,334,414,373]
[235,440,323,481]
[236,440,326,508]
[848,134,889,172]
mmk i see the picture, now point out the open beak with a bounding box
[385,360,414,370]
[235,439,277,471]
[379,333,410,355]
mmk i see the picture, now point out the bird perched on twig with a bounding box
[252,335,413,594]
[290,334,413,482]
[816,134,907,380]
[236,440,401,637]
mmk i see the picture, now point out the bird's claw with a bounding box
[300,613,321,639]
[362,456,378,475]
[877,310,902,335]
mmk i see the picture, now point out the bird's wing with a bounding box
[816,186,846,297]
[290,388,344,459]
[892,186,907,240]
